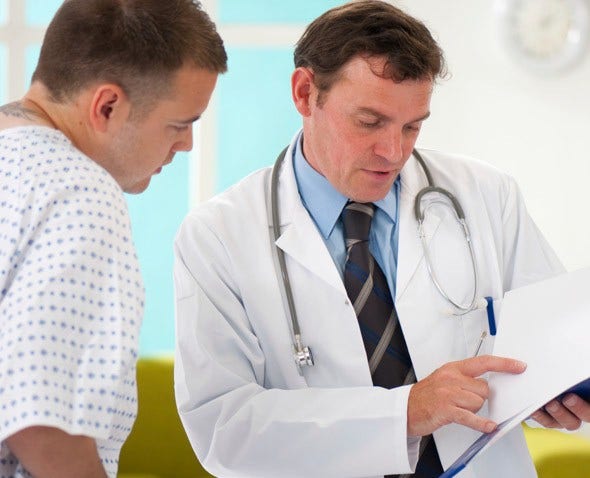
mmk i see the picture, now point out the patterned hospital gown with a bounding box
[0,126,144,478]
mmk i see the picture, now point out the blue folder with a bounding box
[561,377,590,401]
[439,377,590,478]
[438,418,513,478]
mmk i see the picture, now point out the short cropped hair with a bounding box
[33,0,227,111]
[294,0,446,97]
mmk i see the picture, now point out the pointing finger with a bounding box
[457,355,527,377]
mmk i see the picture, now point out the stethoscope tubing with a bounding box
[270,147,298,335]
[270,147,480,369]
[269,147,313,369]
[412,150,479,313]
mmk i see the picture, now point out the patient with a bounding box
[0,1,226,476]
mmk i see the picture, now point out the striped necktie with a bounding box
[342,202,443,478]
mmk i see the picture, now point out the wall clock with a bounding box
[496,0,590,73]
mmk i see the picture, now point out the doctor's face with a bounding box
[294,56,433,203]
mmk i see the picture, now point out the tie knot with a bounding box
[342,202,375,242]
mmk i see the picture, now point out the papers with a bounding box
[488,267,590,424]
[440,267,590,477]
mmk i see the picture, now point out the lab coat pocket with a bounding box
[460,299,501,358]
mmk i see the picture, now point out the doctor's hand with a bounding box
[407,355,527,437]
[530,395,590,431]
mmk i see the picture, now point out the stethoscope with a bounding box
[268,147,485,371]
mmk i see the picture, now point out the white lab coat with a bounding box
[174,133,564,478]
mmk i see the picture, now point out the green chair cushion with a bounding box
[117,356,212,478]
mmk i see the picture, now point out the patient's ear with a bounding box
[88,84,131,133]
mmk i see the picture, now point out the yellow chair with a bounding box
[524,425,590,478]
[118,356,212,478]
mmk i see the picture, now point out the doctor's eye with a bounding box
[358,119,382,129]
[404,124,421,133]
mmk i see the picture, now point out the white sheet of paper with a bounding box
[488,267,590,424]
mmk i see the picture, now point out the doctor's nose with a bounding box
[373,130,404,164]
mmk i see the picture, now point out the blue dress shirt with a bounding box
[292,133,401,298]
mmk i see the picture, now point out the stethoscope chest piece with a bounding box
[294,342,314,368]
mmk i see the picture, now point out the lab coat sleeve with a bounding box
[500,177,565,289]
[173,214,415,478]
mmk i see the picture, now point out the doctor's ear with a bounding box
[89,84,131,133]
[291,67,317,117]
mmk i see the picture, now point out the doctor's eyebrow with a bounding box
[409,111,431,124]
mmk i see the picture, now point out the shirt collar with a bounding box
[293,132,399,239]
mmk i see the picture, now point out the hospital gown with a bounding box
[0,126,144,478]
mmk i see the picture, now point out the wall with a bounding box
[399,0,590,272]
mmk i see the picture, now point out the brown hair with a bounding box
[32,0,227,111]
[294,0,446,97]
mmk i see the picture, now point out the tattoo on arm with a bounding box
[0,102,40,120]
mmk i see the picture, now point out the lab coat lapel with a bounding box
[272,141,346,294]
[396,152,443,301]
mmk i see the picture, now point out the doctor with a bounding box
[174,1,589,477]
